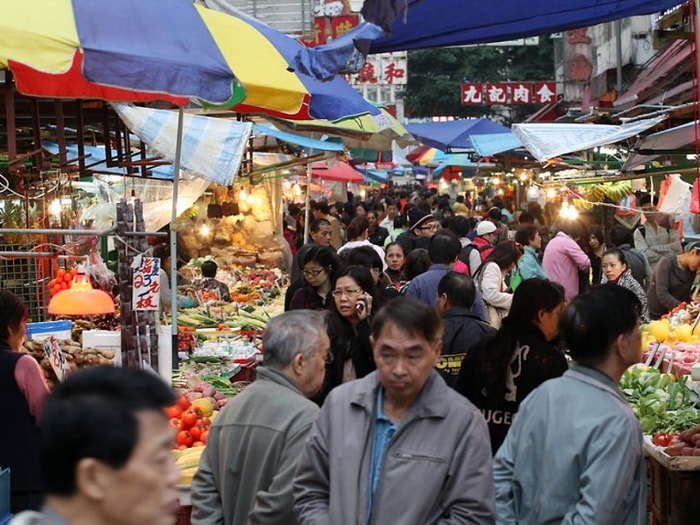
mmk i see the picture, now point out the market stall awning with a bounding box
[622,121,699,172]
[252,124,345,152]
[355,167,389,184]
[406,119,511,151]
[295,0,684,79]
[113,104,251,186]
[512,116,667,163]
[615,40,692,109]
[470,133,523,157]
[310,161,364,182]
[267,108,416,151]
[364,0,685,53]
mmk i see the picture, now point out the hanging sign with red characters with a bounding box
[462,82,557,105]
[132,255,161,310]
[350,52,407,86]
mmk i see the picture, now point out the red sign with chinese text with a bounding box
[301,15,359,47]
[461,82,557,105]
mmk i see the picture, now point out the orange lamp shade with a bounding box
[48,274,115,316]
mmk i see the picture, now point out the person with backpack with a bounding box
[633,194,681,267]
[467,221,500,276]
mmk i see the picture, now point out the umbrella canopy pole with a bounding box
[170,107,184,371]
[303,151,313,243]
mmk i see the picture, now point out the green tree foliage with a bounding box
[403,36,555,123]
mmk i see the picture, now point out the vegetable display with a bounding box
[619,364,699,435]
[652,425,700,456]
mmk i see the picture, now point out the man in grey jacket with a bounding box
[294,297,495,525]
[191,310,329,525]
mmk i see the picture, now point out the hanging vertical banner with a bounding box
[132,255,161,310]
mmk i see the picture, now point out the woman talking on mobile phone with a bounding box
[314,265,379,404]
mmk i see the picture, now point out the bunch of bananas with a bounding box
[581,181,633,203]
[572,198,594,210]
[603,181,633,202]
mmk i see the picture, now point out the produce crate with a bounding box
[645,439,700,525]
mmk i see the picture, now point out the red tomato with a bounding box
[176,444,188,450]
[652,431,671,447]
[200,430,209,444]
[190,424,205,441]
[176,430,193,447]
[196,417,211,429]
[169,418,182,432]
[191,441,205,447]
[165,405,183,419]
[180,409,199,429]
[177,395,191,411]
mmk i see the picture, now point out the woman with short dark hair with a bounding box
[514,224,547,281]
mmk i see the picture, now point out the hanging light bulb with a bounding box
[48,269,115,316]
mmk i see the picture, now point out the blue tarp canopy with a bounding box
[357,168,388,183]
[470,133,523,157]
[366,0,684,53]
[406,119,511,151]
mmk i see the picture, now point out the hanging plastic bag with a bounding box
[658,174,691,216]
[690,177,700,215]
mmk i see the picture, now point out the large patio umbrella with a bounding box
[0,0,378,121]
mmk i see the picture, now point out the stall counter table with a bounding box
[644,437,700,525]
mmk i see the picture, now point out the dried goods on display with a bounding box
[21,338,117,387]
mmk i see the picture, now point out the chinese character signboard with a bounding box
[351,52,407,85]
[132,256,161,310]
[461,82,556,105]
[462,83,484,105]
[534,82,557,104]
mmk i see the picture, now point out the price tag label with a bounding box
[43,336,72,382]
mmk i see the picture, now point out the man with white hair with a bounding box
[191,311,330,525]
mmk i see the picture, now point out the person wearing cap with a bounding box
[467,221,500,276]
[488,207,510,244]
[647,241,700,319]
[395,208,440,256]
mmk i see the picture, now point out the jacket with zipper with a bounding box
[293,370,495,525]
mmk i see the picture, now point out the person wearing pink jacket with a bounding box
[542,222,591,301]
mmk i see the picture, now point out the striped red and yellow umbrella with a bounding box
[0,0,377,120]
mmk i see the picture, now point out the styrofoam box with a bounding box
[26,321,72,341]
[82,330,122,366]
[82,327,172,384]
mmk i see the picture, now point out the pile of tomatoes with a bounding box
[48,267,78,296]
[165,395,212,449]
